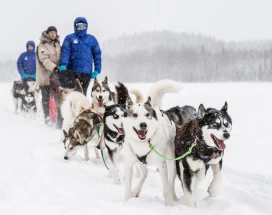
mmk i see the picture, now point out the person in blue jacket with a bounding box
[17,41,36,91]
[59,17,102,95]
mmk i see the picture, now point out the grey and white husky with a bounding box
[63,110,104,161]
[91,76,116,115]
[172,102,232,207]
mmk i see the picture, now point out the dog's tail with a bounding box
[147,80,182,108]
[61,91,91,121]
[130,89,144,103]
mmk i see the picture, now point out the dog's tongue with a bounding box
[138,130,147,138]
[118,128,125,135]
[98,100,103,107]
[216,139,226,150]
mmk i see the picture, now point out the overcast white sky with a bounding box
[1,0,272,53]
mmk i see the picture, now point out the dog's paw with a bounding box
[164,191,174,206]
[124,192,132,202]
[131,187,142,198]
[208,184,219,197]
[172,193,179,202]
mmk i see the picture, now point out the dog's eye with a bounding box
[132,113,138,118]
[96,89,99,92]
[70,147,74,150]
[102,90,106,92]
[213,123,219,127]
[224,122,229,127]
[145,113,150,117]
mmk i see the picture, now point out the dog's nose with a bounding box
[223,133,230,139]
[99,96,103,99]
[64,156,68,160]
[140,122,147,130]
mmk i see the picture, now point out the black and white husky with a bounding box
[103,104,126,184]
[123,80,181,206]
[12,80,25,114]
[172,102,232,207]
[63,110,104,161]
[22,92,37,119]
[91,76,116,115]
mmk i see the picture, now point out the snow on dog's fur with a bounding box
[172,102,232,208]
[123,79,181,206]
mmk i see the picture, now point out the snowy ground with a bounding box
[0,81,271,215]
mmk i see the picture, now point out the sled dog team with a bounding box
[12,75,232,207]
[59,76,232,208]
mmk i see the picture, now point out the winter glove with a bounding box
[91,70,100,79]
[53,67,60,74]
[31,74,36,79]
[59,65,67,71]
[22,73,28,79]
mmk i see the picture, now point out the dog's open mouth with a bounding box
[211,134,226,150]
[113,124,125,135]
[97,98,103,107]
[133,127,148,140]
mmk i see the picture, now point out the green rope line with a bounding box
[148,140,197,161]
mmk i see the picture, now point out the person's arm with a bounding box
[17,53,24,75]
[92,37,102,73]
[37,44,56,72]
[60,36,71,67]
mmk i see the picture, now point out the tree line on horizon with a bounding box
[1,31,272,82]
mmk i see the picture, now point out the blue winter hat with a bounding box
[74,17,88,38]
[26,41,35,50]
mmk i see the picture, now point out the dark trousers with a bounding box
[41,85,50,119]
[40,85,63,124]
[77,73,91,95]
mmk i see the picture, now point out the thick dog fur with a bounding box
[164,105,197,126]
[123,80,181,206]
[12,80,25,114]
[172,102,232,207]
[21,92,37,119]
[61,91,92,140]
[103,104,126,184]
[91,76,116,115]
[63,110,104,161]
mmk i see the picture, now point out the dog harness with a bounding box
[136,150,152,165]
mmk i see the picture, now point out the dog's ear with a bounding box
[63,130,69,138]
[80,106,87,112]
[74,130,82,143]
[126,96,133,109]
[102,76,108,85]
[198,104,206,119]
[145,96,152,107]
[94,77,98,84]
[221,102,228,112]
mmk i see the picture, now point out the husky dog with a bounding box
[172,102,232,208]
[123,80,181,206]
[22,92,37,119]
[61,91,92,140]
[12,80,25,114]
[164,105,197,126]
[103,104,126,184]
[63,110,104,161]
[91,76,116,115]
